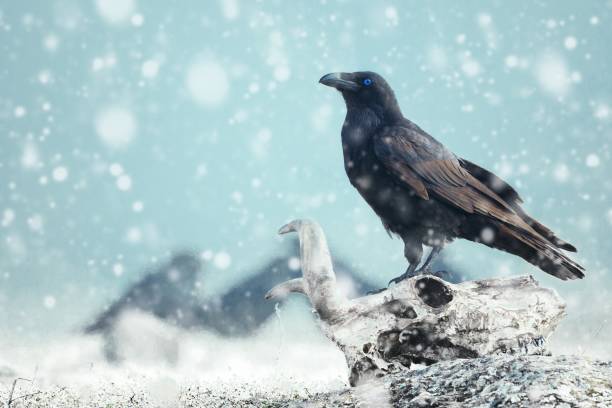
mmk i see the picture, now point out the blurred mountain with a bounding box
[84,240,461,360]
[84,252,202,335]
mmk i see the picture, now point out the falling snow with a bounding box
[288,256,301,271]
[14,106,26,118]
[585,154,600,168]
[43,295,57,309]
[553,163,570,182]
[95,0,136,24]
[564,36,578,50]
[52,166,69,182]
[95,107,137,149]
[594,103,610,120]
[141,59,160,78]
[116,174,132,191]
[0,1,610,405]
[220,0,240,20]
[534,53,572,97]
[186,59,229,107]
[213,251,232,269]
[132,201,144,212]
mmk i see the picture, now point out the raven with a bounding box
[320,71,584,283]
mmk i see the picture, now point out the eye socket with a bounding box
[362,78,373,86]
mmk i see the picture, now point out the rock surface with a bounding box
[2,355,610,407]
[389,355,612,407]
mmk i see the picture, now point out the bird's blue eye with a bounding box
[363,78,373,86]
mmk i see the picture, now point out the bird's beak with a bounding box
[319,72,359,92]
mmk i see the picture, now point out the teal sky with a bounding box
[0,1,610,354]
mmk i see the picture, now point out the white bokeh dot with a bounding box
[52,166,69,182]
[116,174,132,191]
[564,36,577,50]
[288,257,301,271]
[95,107,137,149]
[28,214,44,232]
[43,295,56,309]
[186,59,229,107]
[141,60,159,78]
[585,154,600,168]
[14,106,26,118]
[213,251,231,269]
[478,13,492,27]
[505,55,519,68]
[131,13,144,26]
[554,163,570,182]
[535,53,571,97]
[109,163,124,176]
[132,201,144,212]
[113,263,124,276]
[273,65,291,82]
[95,0,136,24]
[201,250,213,261]
[594,104,610,120]
[480,227,495,244]
[125,227,142,243]
[43,34,59,51]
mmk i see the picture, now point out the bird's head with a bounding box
[319,71,402,120]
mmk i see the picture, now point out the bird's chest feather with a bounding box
[341,124,383,188]
[342,124,413,215]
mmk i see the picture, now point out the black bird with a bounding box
[320,71,584,283]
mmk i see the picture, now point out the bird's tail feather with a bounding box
[463,221,585,280]
[459,158,577,253]
[518,214,577,252]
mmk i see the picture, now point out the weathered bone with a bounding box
[271,220,349,321]
[266,219,566,386]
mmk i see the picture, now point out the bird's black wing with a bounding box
[458,158,523,204]
[373,126,537,233]
[374,125,584,280]
[459,158,576,252]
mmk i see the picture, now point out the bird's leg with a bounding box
[388,262,419,286]
[415,246,442,274]
[388,238,423,286]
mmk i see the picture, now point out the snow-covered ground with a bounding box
[0,305,348,406]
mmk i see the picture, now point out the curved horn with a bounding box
[265,278,305,300]
[273,219,347,320]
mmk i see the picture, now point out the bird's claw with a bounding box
[388,274,408,287]
[388,267,436,286]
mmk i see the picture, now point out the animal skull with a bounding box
[266,219,566,386]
